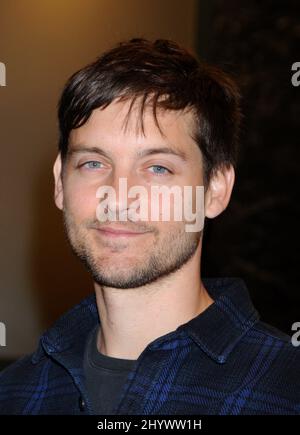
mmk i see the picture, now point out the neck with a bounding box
[94,245,214,360]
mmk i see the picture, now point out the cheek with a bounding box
[158,187,203,228]
[145,188,184,223]
[64,182,99,220]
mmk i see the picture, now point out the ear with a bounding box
[53,153,64,210]
[205,165,235,218]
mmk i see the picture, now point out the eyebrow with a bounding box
[67,145,188,162]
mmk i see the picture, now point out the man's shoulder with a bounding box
[241,319,300,380]
[0,353,41,391]
[251,319,299,350]
[0,350,81,415]
[0,354,46,414]
[0,293,98,414]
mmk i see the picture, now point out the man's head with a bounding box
[53,38,241,289]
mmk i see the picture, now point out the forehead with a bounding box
[69,99,199,158]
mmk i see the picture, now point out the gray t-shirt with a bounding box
[83,325,137,415]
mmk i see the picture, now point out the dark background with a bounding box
[199,0,300,333]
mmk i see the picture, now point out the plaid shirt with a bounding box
[0,277,299,415]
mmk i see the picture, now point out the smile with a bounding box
[96,227,150,238]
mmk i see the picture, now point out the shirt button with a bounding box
[79,396,86,412]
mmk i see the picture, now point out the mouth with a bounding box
[95,226,151,238]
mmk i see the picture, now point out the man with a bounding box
[0,38,299,415]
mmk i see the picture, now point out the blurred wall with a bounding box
[0,0,198,359]
[198,0,300,334]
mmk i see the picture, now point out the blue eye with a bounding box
[149,165,171,175]
[83,161,103,169]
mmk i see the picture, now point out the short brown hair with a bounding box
[58,38,241,183]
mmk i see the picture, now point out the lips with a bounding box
[95,225,150,237]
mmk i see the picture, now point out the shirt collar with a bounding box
[32,277,259,365]
[31,294,99,364]
[178,277,260,363]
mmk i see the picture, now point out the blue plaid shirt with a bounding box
[0,277,299,415]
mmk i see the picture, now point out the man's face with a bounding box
[57,99,204,288]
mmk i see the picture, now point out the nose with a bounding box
[107,176,130,219]
[96,170,144,222]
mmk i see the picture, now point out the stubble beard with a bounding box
[63,209,201,289]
